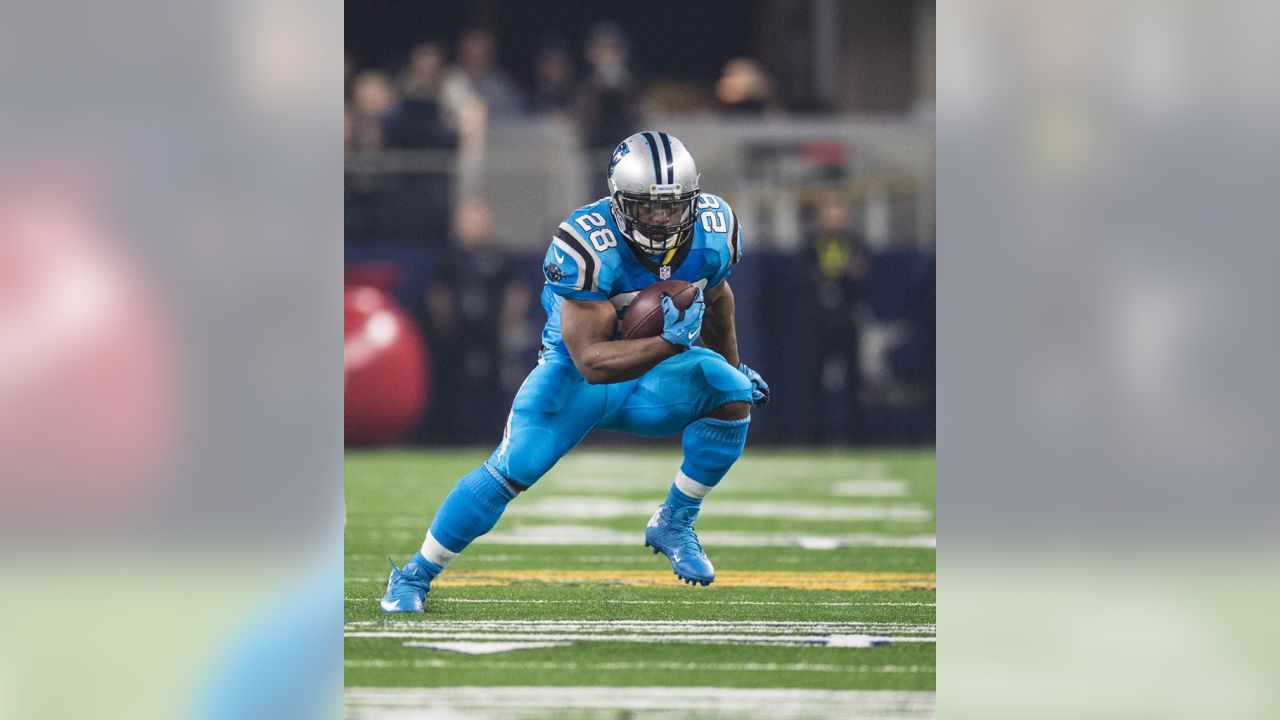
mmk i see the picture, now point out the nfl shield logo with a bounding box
[659,265,671,279]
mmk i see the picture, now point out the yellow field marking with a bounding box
[433,570,934,592]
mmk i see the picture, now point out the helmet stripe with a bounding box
[641,131,663,184]
[658,132,675,184]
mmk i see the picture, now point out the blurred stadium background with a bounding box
[10,0,1280,717]
[343,4,936,716]
[344,0,936,448]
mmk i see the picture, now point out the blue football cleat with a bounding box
[644,504,715,586]
[380,553,435,613]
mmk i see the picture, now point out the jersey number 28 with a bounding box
[575,212,618,252]
[697,195,727,233]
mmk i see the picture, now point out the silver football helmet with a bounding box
[606,131,701,253]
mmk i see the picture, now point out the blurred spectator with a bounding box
[529,39,577,118]
[401,43,445,99]
[348,69,397,151]
[422,197,529,442]
[805,193,869,443]
[577,21,644,159]
[715,57,780,116]
[388,43,458,149]
[434,30,500,196]
[443,27,524,119]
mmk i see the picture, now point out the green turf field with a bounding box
[345,447,935,719]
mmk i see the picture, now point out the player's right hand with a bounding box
[659,289,705,350]
[737,363,771,406]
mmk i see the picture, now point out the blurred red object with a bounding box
[0,190,177,525]
[344,285,430,444]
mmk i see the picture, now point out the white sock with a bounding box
[420,531,459,568]
[674,469,715,499]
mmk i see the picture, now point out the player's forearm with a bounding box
[701,287,740,368]
[574,337,682,384]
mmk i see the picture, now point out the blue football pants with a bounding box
[490,347,754,488]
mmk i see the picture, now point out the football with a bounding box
[620,280,698,340]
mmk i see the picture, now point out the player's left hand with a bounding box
[660,289,705,349]
[738,363,770,406]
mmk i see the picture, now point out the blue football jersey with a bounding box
[538,194,743,359]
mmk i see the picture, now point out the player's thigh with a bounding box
[487,360,606,487]
[601,348,753,437]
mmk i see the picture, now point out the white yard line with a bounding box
[348,526,936,550]
[831,479,910,497]
[360,500,931,524]
[345,659,935,674]
[432,598,936,607]
[346,620,934,633]
[344,619,938,649]
[402,641,573,655]
[345,596,935,607]
[347,631,936,648]
[344,528,938,550]
[505,497,932,522]
[479,524,936,548]
[345,686,935,720]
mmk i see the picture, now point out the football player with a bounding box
[381,131,769,612]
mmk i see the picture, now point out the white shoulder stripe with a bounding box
[727,210,741,265]
[559,221,603,292]
[558,221,594,253]
[551,236,587,291]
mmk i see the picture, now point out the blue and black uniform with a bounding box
[485,194,753,487]
[382,192,755,606]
